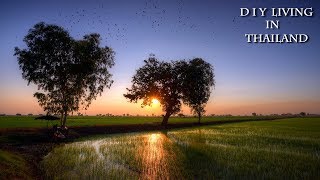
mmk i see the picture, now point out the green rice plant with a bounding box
[0,150,33,179]
[41,118,320,179]
[0,115,280,129]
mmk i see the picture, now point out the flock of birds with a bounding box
[50,0,218,44]
[56,6,129,43]
[51,0,317,44]
[15,0,317,45]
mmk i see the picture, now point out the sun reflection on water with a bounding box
[149,133,160,143]
[139,133,170,179]
[43,132,184,179]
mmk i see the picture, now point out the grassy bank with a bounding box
[41,117,320,179]
[0,149,34,179]
[0,115,286,129]
[1,116,318,179]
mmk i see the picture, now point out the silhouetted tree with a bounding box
[124,55,183,126]
[124,55,215,125]
[181,58,215,123]
[300,112,306,117]
[14,22,115,127]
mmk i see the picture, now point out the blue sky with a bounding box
[0,0,319,115]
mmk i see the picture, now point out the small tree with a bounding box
[181,58,215,123]
[299,112,306,117]
[124,55,183,126]
[14,22,115,127]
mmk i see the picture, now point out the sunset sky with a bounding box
[0,0,319,116]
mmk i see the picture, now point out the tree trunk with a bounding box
[198,112,201,124]
[62,110,67,127]
[161,112,170,126]
[60,113,63,127]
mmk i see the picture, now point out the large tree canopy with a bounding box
[14,22,115,127]
[124,55,215,126]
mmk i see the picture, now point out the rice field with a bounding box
[41,117,320,179]
[0,115,276,129]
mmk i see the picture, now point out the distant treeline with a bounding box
[0,113,319,117]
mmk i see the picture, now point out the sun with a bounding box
[151,98,160,105]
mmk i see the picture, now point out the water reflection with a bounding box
[149,133,161,143]
[43,132,184,179]
[140,133,169,179]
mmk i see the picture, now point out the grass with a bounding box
[0,115,278,129]
[0,150,33,179]
[41,117,320,179]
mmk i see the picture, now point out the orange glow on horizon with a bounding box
[1,87,320,116]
